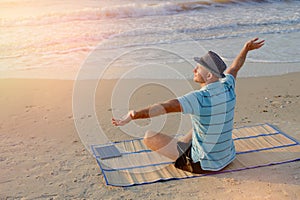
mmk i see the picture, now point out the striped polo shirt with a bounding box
[177,74,236,171]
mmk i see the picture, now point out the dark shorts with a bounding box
[174,141,210,174]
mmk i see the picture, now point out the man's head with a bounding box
[193,51,227,84]
[193,64,217,84]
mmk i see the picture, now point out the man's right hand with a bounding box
[112,110,135,126]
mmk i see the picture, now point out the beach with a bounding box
[1,0,300,198]
[1,72,300,199]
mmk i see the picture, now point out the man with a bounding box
[112,38,265,173]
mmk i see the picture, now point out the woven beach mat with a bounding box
[92,124,300,187]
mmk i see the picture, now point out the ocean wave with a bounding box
[0,46,94,59]
[0,0,279,26]
[94,25,300,51]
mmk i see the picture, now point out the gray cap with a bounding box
[194,51,227,78]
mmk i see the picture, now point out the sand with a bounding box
[1,72,300,199]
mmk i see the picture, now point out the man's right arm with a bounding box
[112,99,182,126]
[226,38,265,79]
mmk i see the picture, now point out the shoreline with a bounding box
[1,61,300,80]
[1,72,299,199]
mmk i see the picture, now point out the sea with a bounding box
[1,0,300,80]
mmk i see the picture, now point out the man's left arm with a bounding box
[112,99,182,126]
[225,38,265,79]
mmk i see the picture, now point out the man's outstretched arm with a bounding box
[226,38,265,79]
[112,99,181,126]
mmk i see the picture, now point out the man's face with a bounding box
[193,64,209,83]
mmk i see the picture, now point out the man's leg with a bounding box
[143,130,179,160]
[175,141,209,174]
[177,129,192,143]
